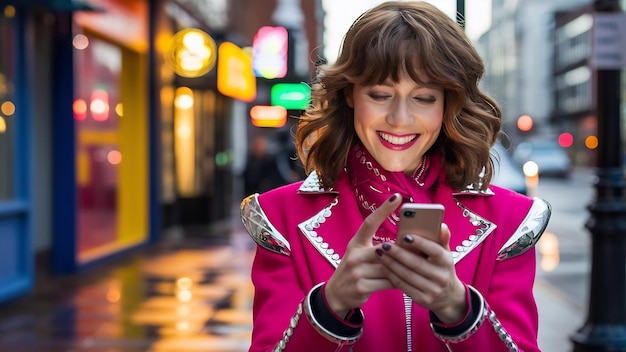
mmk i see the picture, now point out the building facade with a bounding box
[478,0,625,166]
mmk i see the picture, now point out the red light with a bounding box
[517,115,533,132]
[73,99,87,121]
[558,132,574,148]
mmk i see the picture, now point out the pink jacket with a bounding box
[241,170,551,352]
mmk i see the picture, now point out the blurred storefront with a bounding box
[0,0,322,304]
[0,0,155,302]
[0,0,239,303]
[153,0,237,228]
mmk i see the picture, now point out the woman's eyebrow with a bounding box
[373,80,441,91]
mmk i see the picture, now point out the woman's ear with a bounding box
[345,89,354,108]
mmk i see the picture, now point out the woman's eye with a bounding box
[415,96,436,104]
[367,93,390,101]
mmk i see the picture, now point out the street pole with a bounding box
[457,0,465,29]
[571,0,626,351]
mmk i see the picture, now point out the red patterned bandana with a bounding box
[346,143,442,245]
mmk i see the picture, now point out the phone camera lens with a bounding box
[403,210,415,218]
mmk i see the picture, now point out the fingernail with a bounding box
[403,235,414,243]
[375,249,384,257]
[389,194,398,202]
[382,243,391,251]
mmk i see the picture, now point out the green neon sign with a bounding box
[271,83,311,110]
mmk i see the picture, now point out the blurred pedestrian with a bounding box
[243,135,284,195]
[274,130,306,184]
[241,2,551,351]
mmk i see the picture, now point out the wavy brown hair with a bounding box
[296,1,501,191]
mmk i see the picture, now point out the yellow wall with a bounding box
[118,48,148,245]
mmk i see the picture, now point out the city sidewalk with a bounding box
[534,167,593,351]
[0,210,588,351]
[536,277,585,351]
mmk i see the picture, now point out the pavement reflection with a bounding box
[537,231,560,272]
[0,226,255,352]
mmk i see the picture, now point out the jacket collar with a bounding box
[296,170,498,268]
[298,170,496,197]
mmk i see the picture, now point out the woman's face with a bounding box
[347,70,444,175]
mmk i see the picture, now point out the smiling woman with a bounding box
[241,2,550,351]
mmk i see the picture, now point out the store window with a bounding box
[73,0,149,264]
[0,8,15,201]
[74,36,123,259]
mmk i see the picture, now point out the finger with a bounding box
[359,277,395,293]
[379,239,445,280]
[438,223,451,251]
[352,193,402,246]
[375,249,433,294]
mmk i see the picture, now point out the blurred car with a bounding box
[512,141,572,178]
[490,141,528,195]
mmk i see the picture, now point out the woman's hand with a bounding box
[376,223,468,324]
[324,193,402,318]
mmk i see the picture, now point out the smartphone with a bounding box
[397,203,444,253]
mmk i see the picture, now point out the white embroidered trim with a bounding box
[272,302,303,351]
[298,198,342,268]
[451,201,497,264]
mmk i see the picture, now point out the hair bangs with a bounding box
[343,10,432,87]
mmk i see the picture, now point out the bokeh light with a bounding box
[585,135,598,149]
[73,34,89,50]
[0,101,15,116]
[517,114,533,132]
[558,132,574,148]
[73,99,87,121]
[523,161,539,178]
[107,150,122,165]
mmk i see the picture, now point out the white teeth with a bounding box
[379,132,417,145]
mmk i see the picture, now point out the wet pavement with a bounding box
[0,222,255,352]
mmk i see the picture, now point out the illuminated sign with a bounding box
[252,26,288,79]
[217,42,256,102]
[165,28,217,78]
[250,105,287,127]
[271,83,310,110]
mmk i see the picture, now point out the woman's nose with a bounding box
[386,99,413,126]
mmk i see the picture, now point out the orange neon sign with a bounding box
[250,105,287,127]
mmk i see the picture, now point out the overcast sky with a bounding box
[321,0,492,62]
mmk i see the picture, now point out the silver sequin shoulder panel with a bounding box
[496,197,551,262]
[240,194,291,256]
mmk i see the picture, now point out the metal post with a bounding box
[571,0,626,350]
[457,0,465,29]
